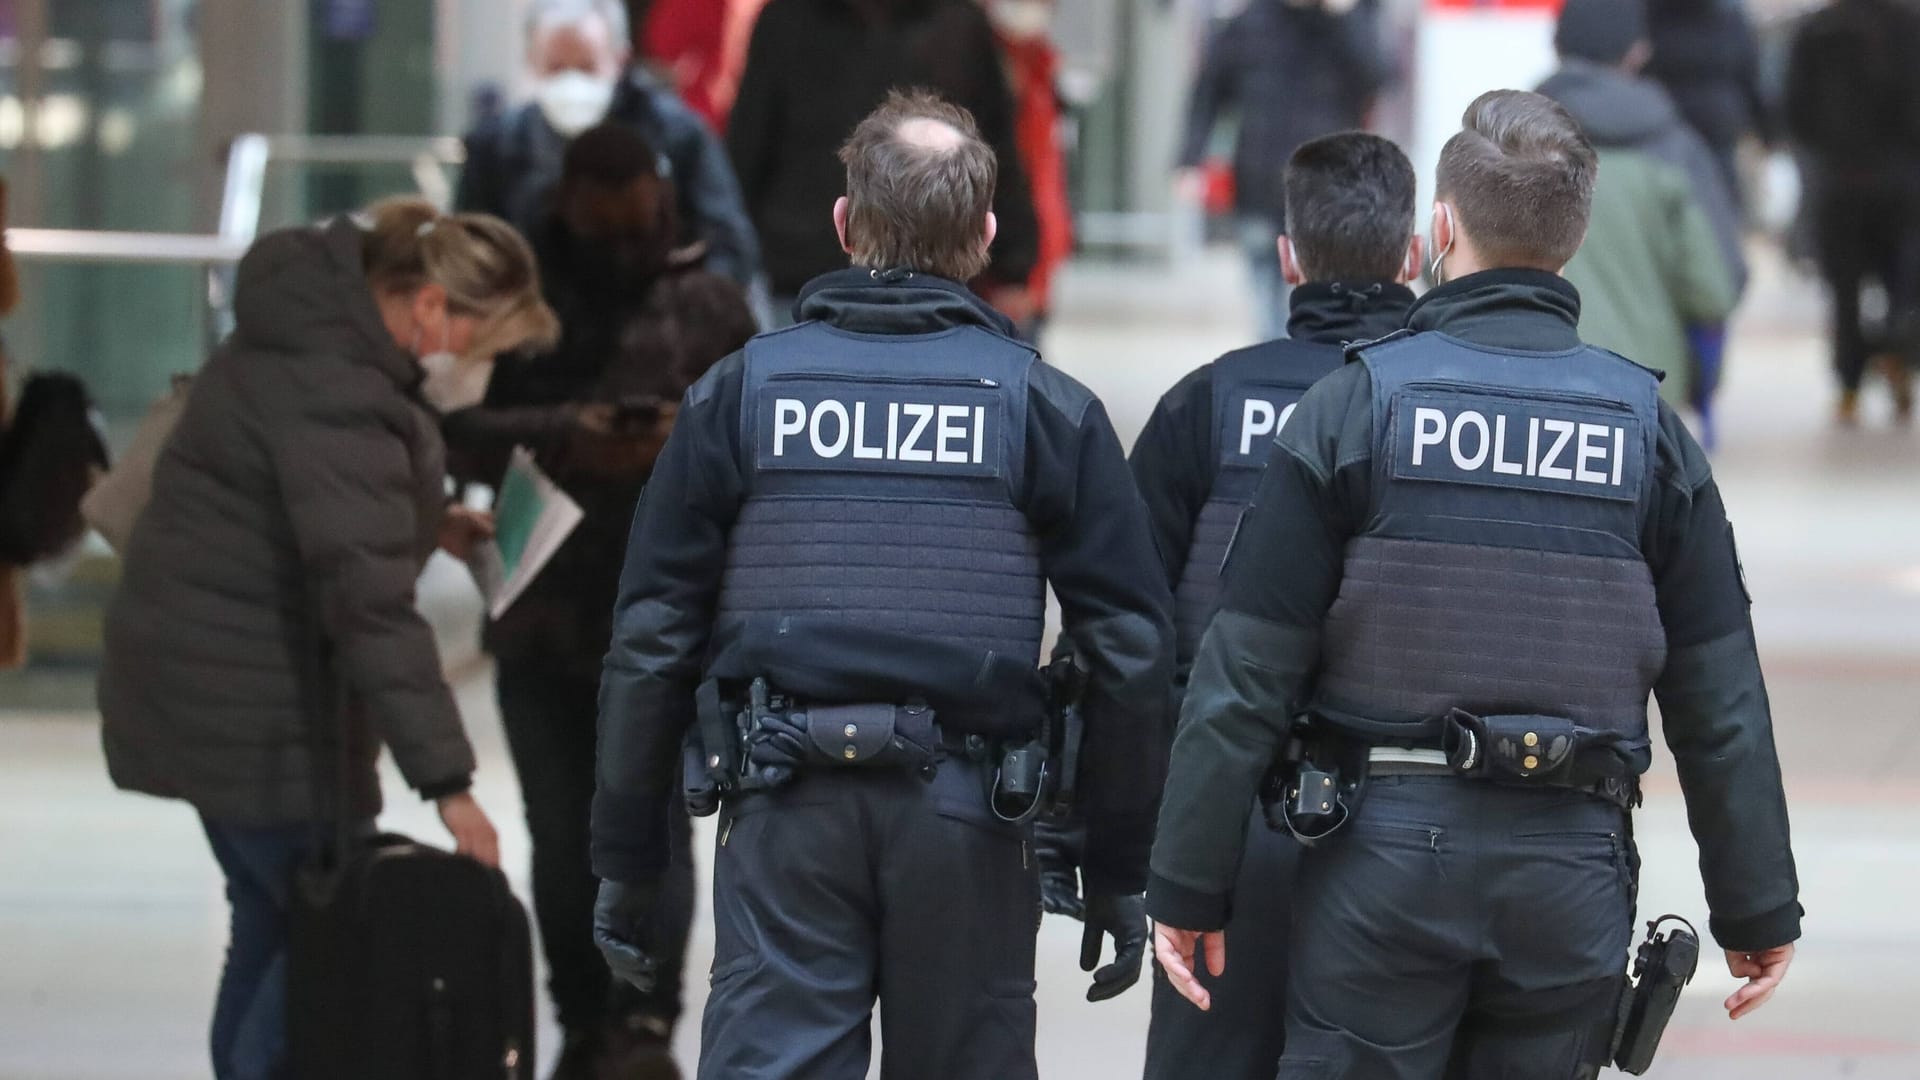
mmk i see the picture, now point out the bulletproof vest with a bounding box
[716,322,1046,665]
[1312,334,1668,750]
[1174,340,1345,666]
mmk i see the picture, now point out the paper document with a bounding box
[471,447,584,619]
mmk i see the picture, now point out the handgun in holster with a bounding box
[681,679,740,817]
[989,654,1089,826]
[1611,915,1700,1075]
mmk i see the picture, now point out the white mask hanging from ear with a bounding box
[413,322,494,413]
[1429,204,1457,286]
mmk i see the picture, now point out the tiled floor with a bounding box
[2,248,1915,1078]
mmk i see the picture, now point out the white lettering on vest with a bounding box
[1576,422,1610,484]
[899,404,935,462]
[810,399,849,457]
[1412,407,1447,466]
[852,401,883,459]
[936,404,971,464]
[1450,410,1491,471]
[1492,414,1524,475]
[1537,419,1576,481]
[773,398,806,456]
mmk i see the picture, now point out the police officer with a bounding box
[1132,132,1422,1080]
[590,90,1174,1080]
[1150,90,1802,1079]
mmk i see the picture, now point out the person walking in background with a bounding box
[459,0,761,287]
[983,0,1074,343]
[444,123,757,1080]
[1644,0,1773,205]
[97,199,556,1080]
[1176,0,1391,340]
[1540,0,1742,436]
[1784,0,1920,424]
[727,0,1040,325]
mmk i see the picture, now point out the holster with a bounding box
[682,680,738,817]
[1259,725,1370,845]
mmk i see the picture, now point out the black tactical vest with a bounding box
[1174,340,1345,666]
[715,322,1046,665]
[1312,334,1668,751]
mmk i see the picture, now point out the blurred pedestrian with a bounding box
[727,0,1041,324]
[444,123,757,1080]
[99,198,556,1080]
[1176,0,1391,339]
[1540,0,1742,432]
[984,0,1074,342]
[1784,0,1920,423]
[459,0,761,286]
[1644,0,1773,204]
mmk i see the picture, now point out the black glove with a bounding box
[1032,816,1085,920]
[1080,892,1148,1002]
[594,880,659,992]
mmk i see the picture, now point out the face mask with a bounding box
[1429,205,1456,286]
[535,70,615,138]
[989,0,1052,39]
[413,322,494,413]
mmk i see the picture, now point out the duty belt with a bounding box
[1321,707,1643,811]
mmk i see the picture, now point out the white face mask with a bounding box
[535,70,616,138]
[413,322,494,413]
[989,0,1052,39]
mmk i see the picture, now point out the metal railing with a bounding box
[9,133,464,349]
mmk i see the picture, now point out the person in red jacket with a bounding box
[985,0,1073,341]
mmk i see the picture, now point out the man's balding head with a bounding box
[835,91,999,281]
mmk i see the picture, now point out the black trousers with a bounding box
[698,759,1040,1080]
[495,661,696,1035]
[1145,805,1299,1080]
[1815,185,1920,392]
[1277,776,1632,1080]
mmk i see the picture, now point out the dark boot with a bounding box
[551,1029,605,1080]
[597,1013,681,1080]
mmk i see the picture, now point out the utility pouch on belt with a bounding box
[804,701,940,771]
[1612,915,1700,1075]
[1443,710,1579,781]
[683,680,737,817]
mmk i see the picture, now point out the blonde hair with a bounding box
[363,197,559,355]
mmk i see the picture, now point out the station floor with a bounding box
[3,247,1917,1079]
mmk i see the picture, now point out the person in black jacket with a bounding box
[1176,0,1391,340]
[444,124,757,1080]
[457,0,761,287]
[727,0,1040,324]
[1153,91,1799,1079]
[1645,0,1772,203]
[1783,0,1920,423]
[591,91,1171,1080]
[1134,131,1420,1080]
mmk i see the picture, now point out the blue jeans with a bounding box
[201,817,312,1080]
[1239,215,1292,341]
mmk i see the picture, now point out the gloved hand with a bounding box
[594,880,660,993]
[744,707,808,788]
[1080,892,1148,1002]
[1032,816,1085,920]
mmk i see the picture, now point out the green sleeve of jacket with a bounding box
[1661,167,1740,325]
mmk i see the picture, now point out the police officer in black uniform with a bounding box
[590,90,1173,1080]
[1133,132,1422,1080]
[1150,90,1801,1079]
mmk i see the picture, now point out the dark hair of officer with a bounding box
[1282,132,1418,281]
[1434,89,1598,270]
[837,89,998,281]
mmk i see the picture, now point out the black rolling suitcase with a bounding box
[285,631,535,1078]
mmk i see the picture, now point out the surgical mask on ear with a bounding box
[412,323,494,413]
[1429,205,1457,286]
[535,70,616,138]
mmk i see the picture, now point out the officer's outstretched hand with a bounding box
[1033,816,1085,920]
[1154,923,1226,1011]
[1724,943,1794,1020]
[594,880,660,993]
[1081,893,1148,1002]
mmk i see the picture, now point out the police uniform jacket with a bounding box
[1130,280,1415,672]
[593,268,1175,895]
[1145,269,1801,954]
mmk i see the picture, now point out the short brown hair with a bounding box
[1435,90,1598,271]
[838,90,998,281]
